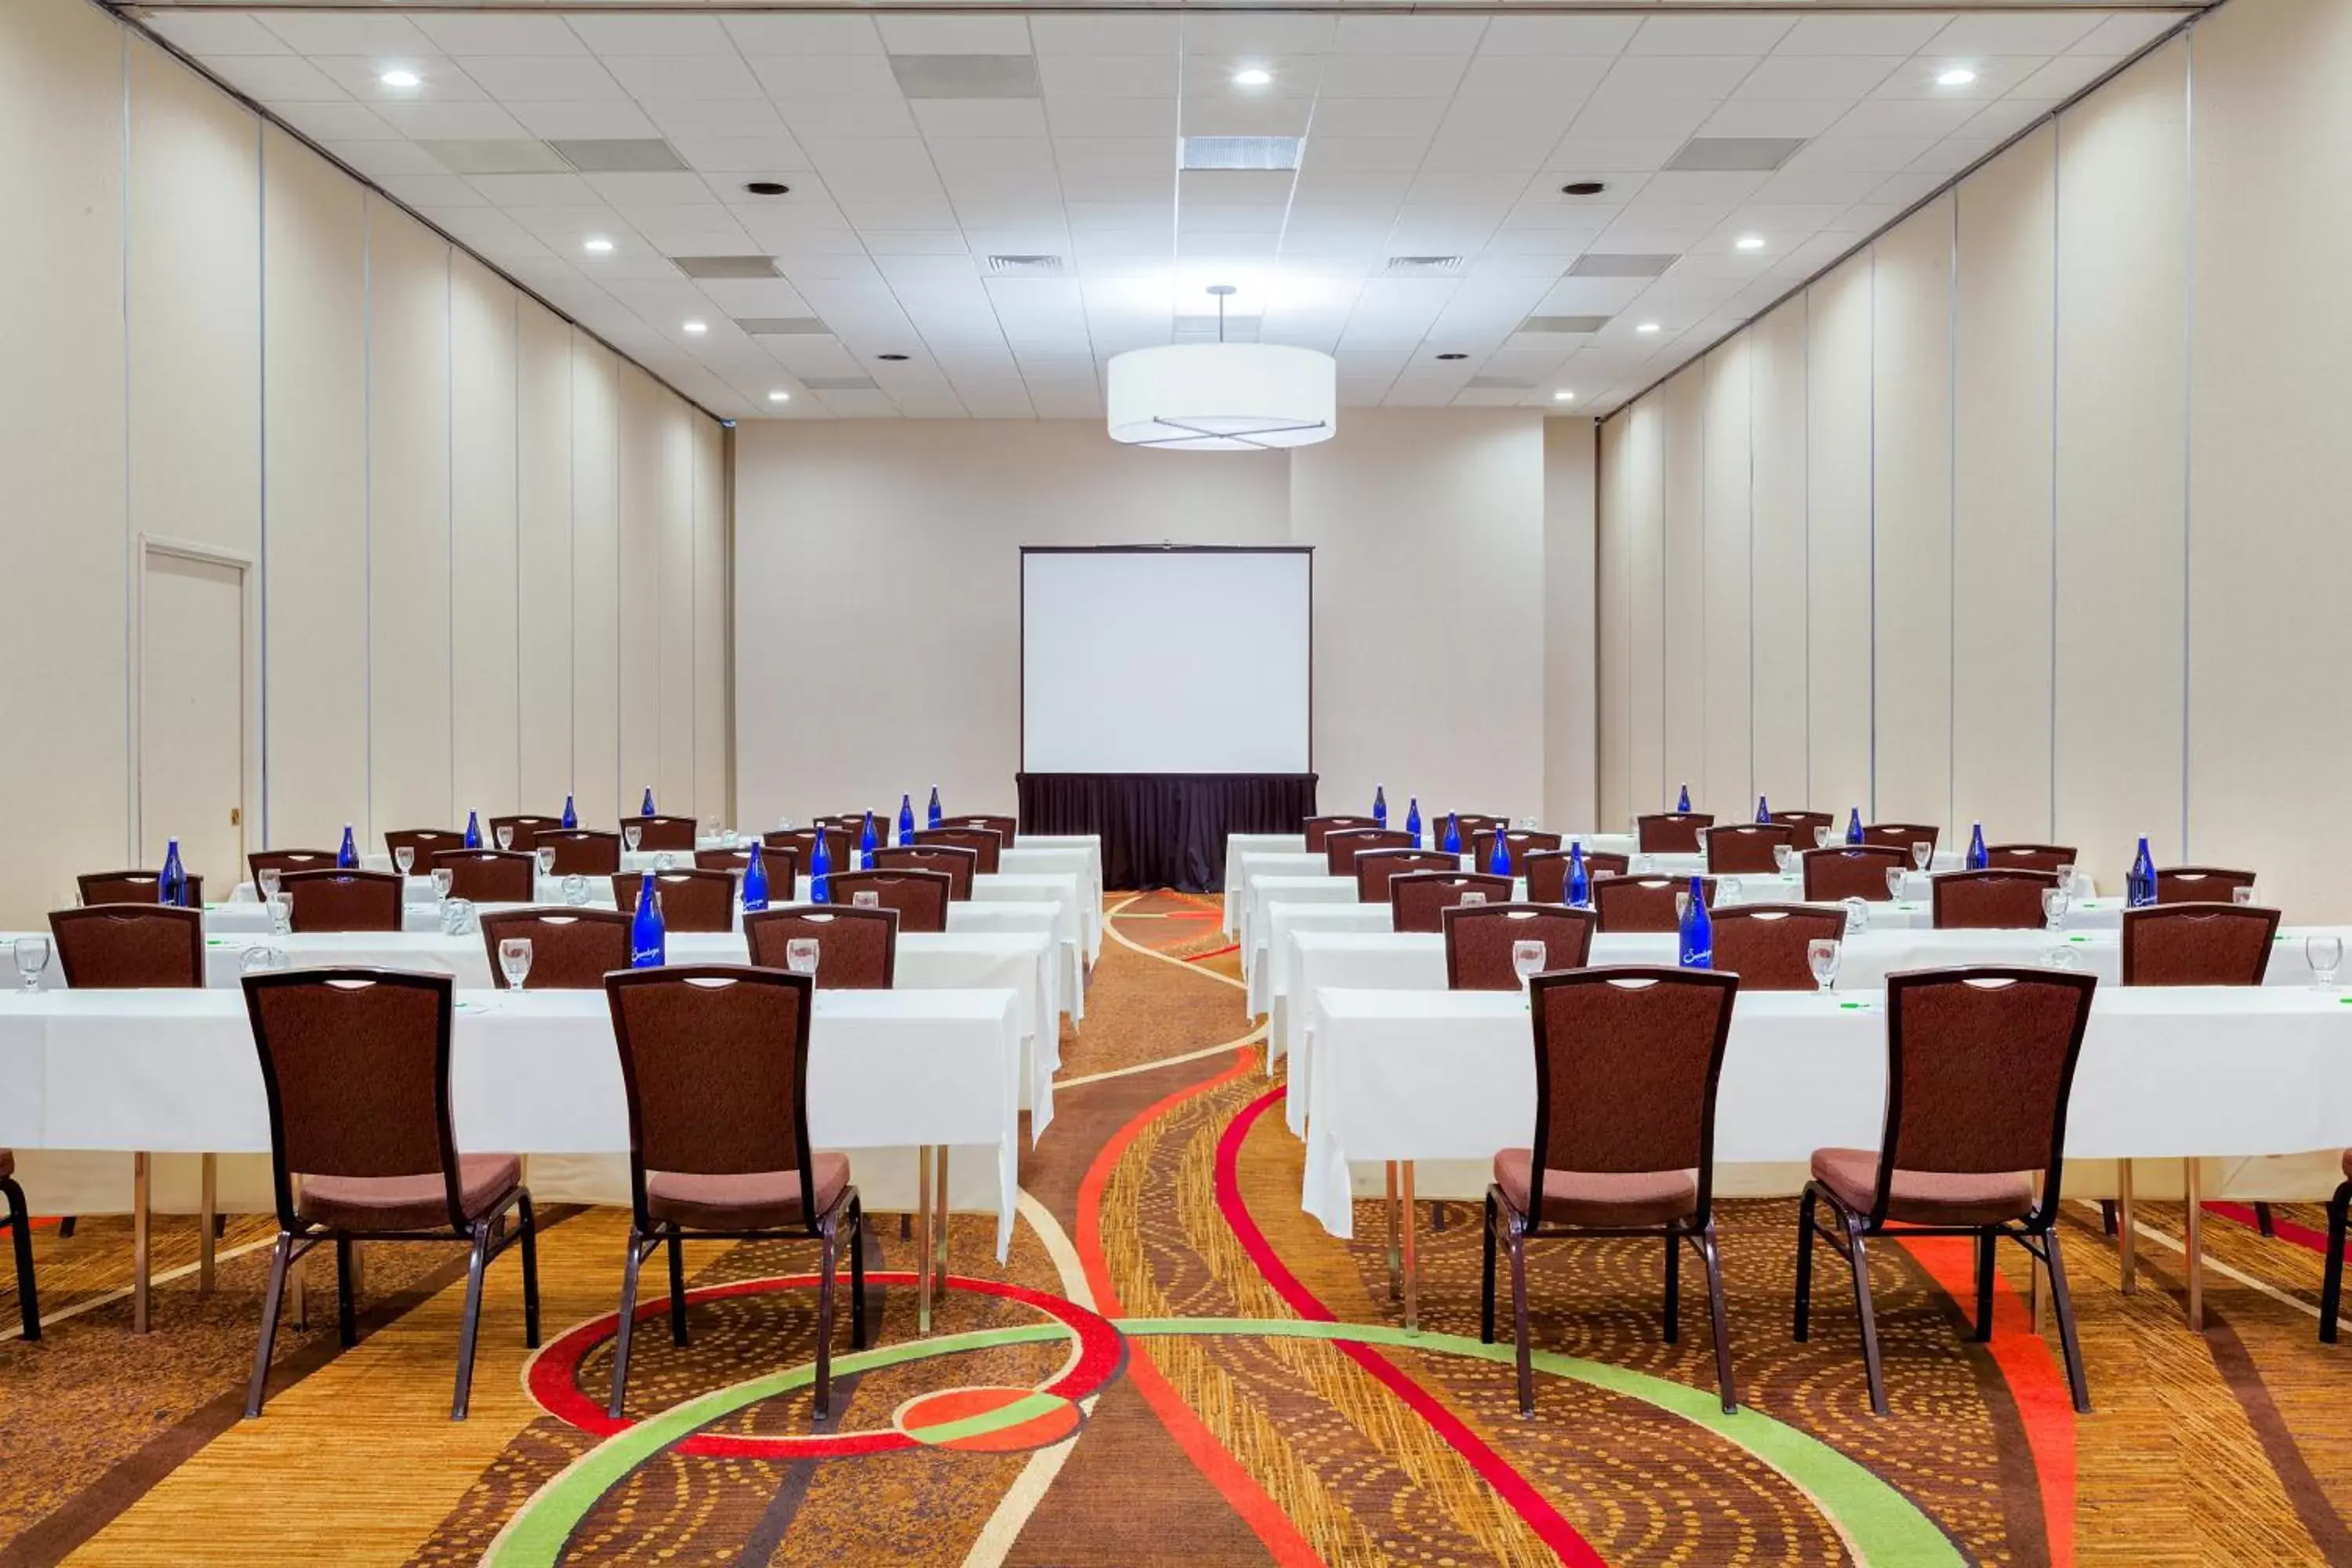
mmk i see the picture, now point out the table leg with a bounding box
[198,1154,217,1296]
[2186,1158,2205,1332]
[350,1240,365,1303]
[1385,1163,1401,1303]
[916,1146,935,1335]
[1400,1160,1419,1335]
[132,1152,151,1334]
[290,1174,306,1330]
[935,1146,951,1303]
[2117,1160,2136,1295]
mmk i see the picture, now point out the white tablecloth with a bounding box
[1302,985,2352,1237]
[0,987,1026,1257]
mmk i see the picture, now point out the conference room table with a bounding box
[1303,982,2352,1330]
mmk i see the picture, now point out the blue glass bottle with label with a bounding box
[1566,842,1590,909]
[161,839,187,906]
[1488,829,1511,877]
[1373,785,1387,828]
[2128,835,2158,907]
[859,811,878,869]
[810,828,833,904]
[1846,807,1864,845]
[1442,814,1461,856]
[1756,794,1770,824]
[1405,797,1421,844]
[898,794,915,845]
[927,787,942,829]
[561,794,578,829]
[1678,877,1713,968]
[1677,782,1691,813]
[464,810,482,850]
[1966,822,1987,870]
[337,823,358,869]
[630,874,666,967]
[641,786,656,817]
[741,841,770,912]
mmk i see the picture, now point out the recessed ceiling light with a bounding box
[744,181,790,197]
[1735,234,1766,252]
[1232,67,1272,88]
[1553,390,1576,402]
[1436,352,1468,361]
[1561,181,1607,198]
[768,390,790,403]
[1937,67,1978,87]
[1636,321,1661,334]
[877,353,909,362]
[682,320,707,334]
[379,69,420,89]
[582,237,613,253]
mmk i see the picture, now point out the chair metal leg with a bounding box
[847,1194,868,1351]
[916,1145,935,1334]
[1846,1220,1888,1417]
[1399,1160,1418,1334]
[1663,1230,1681,1345]
[3,1178,40,1340]
[244,1232,293,1418]
[199,1154,217,1296]
[1697,1225,1737,1414]
[935,1146,950,1301]
[2100,1199,2118,1236]
[1974,1232,1996,1342]
[666,1228,688,1347]
[1792,1185,1818,1342]
[2185,1157,2206,1332]
[1479,1190,1499,1345]
[1506,1218,1534,1418]
[2256,1202,2278,1239]
[900,1213,912,1242]
[132,1152,151,1334]
[2324,1184,2352,1345]
[608,1229,646,1419]
[2117,1159,2137,1295]
[2042,1231,2092,1414]
[451,1223,492,1421]
[1385,1162,1401,1303]
[56,1217,75,1240]
[335,1236,357,1348]
[815,1211,839,1423]
[517,1191,540,1348]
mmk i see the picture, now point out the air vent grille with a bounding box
[672,256,779,279]
[1566,254,1677,278]
[1383,255,1464,276]
[1179,136,1303,172]
[1519,314,1612,335]
[986,254,1065,275]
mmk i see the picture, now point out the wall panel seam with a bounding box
[1947,191,1959,836]
[256,114,269,848]
[362,195,373,845]
[121,27,134,864]
[2179,24,2196,859]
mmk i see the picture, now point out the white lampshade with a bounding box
[1105,343,1337,450]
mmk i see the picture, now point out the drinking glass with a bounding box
[776,815,794,832]
[1885,867,1907,900]
[561,873,590,906]
[432,867,455,902]
[2041,943,2084,971]
[2232,884,2256,906]
[266,894,291,935]
[624,825,643,854]
[851,890,880,909]
[442,897,476,937]
[1806,938,1840,993]
[2308,935,2344,989]
[499,938,533,992]
[1720,877,1742,902]
[2042,886,2071,931]
[721,829,739,849]
[1459,891,1487,909]
[1842,896,1870,935]
[259,867,281,901]
[1814,827,1833,849]
[653,851,675,873]
[13,935,50,991]
[1517,815,1537,832]
[394,846,415,877]
[1511,939,1546,992]
[496,825,514,851]
[1911,841,1933,873]
[240,945,285,975]
[1634,853,1654,875]
[785,938,819,976]
[537,846,557,877]
[1675,890,1691,923]
[2056,863,2078,899]
[1773,845,1793,873]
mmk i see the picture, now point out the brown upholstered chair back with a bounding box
[624,814,699,852]
[1929,869,2058,930]
[940,814,1018,844]
[913,826,1001,874]
[1526,967,1738,1221]
[1984,844,2077,875]
[1635,813,1712,854]
[488,815,563,850]
[614,869,735,933]
[1468,829,1563,875]
[744,906,897,989]
[249,849,338,887]
[431,849,536,904]
[2121,904,2279,986]
[1800,846,1908,903]
[1389,872,1511,934]
[2157,866,2257,905]
[815,815,885,846]
[241,969,459,1229]
[49,905,204,988]
[826,870,952,934]
[1591,875,1715,934]
[537,829,622,877]
[1704,823,1793,874]
[1523,850,1628,904]
[768,828,850,873]
[1441,903,1595,989]
[1769,809,1835,846]
[606,967,815,1212]
[873,844,978,900]
[385,829,465,867]
[1877,968,2096,1209]
[77,869,205,907]
[1708,905,1846,991]
[1446,814,1509,848]
[1324,828,1414,876]
[281,869,405,932]
[477,908,631,989]
[1860,822,1940,857]
[1354,848,1459,903]
[1302,815,1377,851]
[695,848,755,873]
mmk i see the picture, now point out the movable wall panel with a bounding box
[451,256,521,817]
[570,338,622,828]
[1805,256,1875,819]
[1700,339,1754,815]
[515,302,576,814]
[1747,301,1810,808]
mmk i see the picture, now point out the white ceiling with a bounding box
[136,6,2193,421]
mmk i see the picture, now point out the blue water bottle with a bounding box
[1756,794,1770,824]
[161,839,187,906]
[1846,807,1864,845]
[898,793,915,845]
[561,793,578,829]
[1678,876,1713,968]
[1966,822,1987,870]
[927,786,943,829]
[1405,797,1421,844]
[630,873,666,967]
[1676,782,1691,813]
[1373,785,1387,828]
[1488,828,1512,877]
[859,811,878,869]
[641,786,656,817]
[741,840,770,913]
[2128,835,2157,907]
[464,809,482,850]
[811,827,833,904]
[1566,842,1590,909]
[337,823,358,869]
[1442,813,1461,855]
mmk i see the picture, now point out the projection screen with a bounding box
[1020,546,1312,774]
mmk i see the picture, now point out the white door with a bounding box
[140,550,247,889]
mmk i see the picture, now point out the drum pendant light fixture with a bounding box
[1106,285,1337,450]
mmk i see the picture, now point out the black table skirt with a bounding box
[1017,773,1317,892]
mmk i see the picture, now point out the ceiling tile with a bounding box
[720,14,884,57]
[1734,56,1906,100]
[273,101,400,143]
[565,16,731,57]
[410,16,586,58]
[1035,55,1180,99]
[1773,16,1949,58]
[506,102,660,142]
[877,16,1036,56]
[642,100,789,139]
[144,12,289,56]
[1821,99,1988,140]
[1319,55,1469,99]
[1699,100,1856,140]
[602,56,764,102]
[671,136,810,174]
[254,13,434,56]
[375,103,531,140]
[1628,16,1795,56]
[1458,56,1613,100]
[449,56,621,102]
[746,55,909,102]
[211,55,349,102]
[2072,15,2186,56]
[1179,15,1336,60]
[1926,16,2105,57]
[1570,96,1715,142]
[913,100,1050,139]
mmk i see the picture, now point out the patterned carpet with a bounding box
[6,890,2352,1564]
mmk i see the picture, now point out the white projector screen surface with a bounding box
[1022,549,1310,774]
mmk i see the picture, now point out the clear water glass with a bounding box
[432,867,455,902]
[721,829,739,849]
[1511,939,1546,992]
[776,815,794,832]
[851,890,880,909]
[537,847,557,877]
[267,894,291,935]
[499,938,532,991]
[1675,890,1691,923]
[2042,944,2084,971]
[1517,815,1537,832]
[1720,877,1743,902]
[240,945,285,975]
[2232,884,2256,906]
[561,873,590,907]
[1773,845,1793,873]
[785,938,819,976]
[1459,891,1487,908]
[13,935,50,991]
[2056,863,2078,899]
[1807,938,1840,992]
[624,825,643,854]
[1814,827,1833,849]
[1885,867,1906,900]
[394,846,415,877]
[496,825,514,851]
[1634,853,1654,874]
[259,867,281,901]
[441,897,476,937]
[1842,896,1870,935]
[2042,886,2071,931]
[703,816,722,843]
[1911,841,1933,873]
[2308,935,2343,989]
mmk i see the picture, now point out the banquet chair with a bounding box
[1704,823,1793,876]
[1709,906,1846,990]
[874,844,978,900]
[535,829,622,877]
[477,909,633,989]
[826,870,953,934]
[1302,815,1379,851]
[47,903,210,1331]
[1799,847,1909,903]
[1635,813,1712,855]
[1523,850,1628,905]
[913,826,1003,875]
[2157,866,2258,905]
[488,815,564,851]
[1769,809,1837,848]
[1446,814,1510,845]
[1795,967,2097,1415]
[280,869,403,933]
[385,829,465,868]
[602,966,863,1421]
[695,847,755,873]
[1325,828,1414,877]
[1485,967,1742,1414]
[1469,829,1563,875]
[1984,844,2078,876]
[745,906,898,989]
[1859,822,1941,858]
[248,848,337,887]
[768,828,850,873]
[815,814,886,845]
[1592,875,1715,935]
[625,814,699,852]
[1354,848,1459,903]
[939,814,1018,845]
[1929,870,2059,931]
[240,968,537,1420]
[1,1151,34,1340]
[1388,872,1511,934]
[614,870,735,934]
[2117,903,2283,1310]
[431,849,535,904]
[1441,903,1595,988]
[78,869,205,906]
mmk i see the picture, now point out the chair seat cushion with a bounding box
[1810,1147,2033,1227]
[647,1152,851,1232]
[299,1154,522,1233]
[1493,1149,1697,1227]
